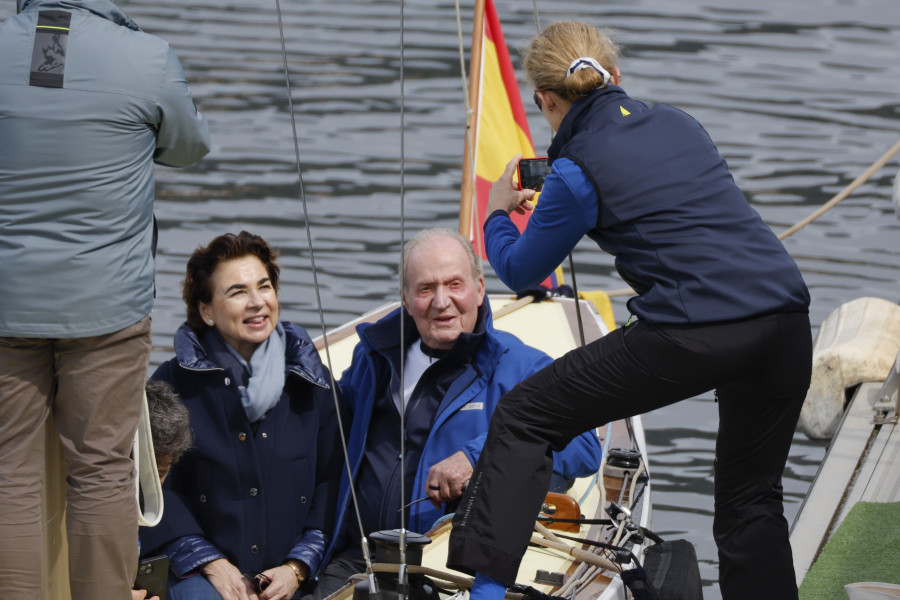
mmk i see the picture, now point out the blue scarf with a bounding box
[216,323,287,423]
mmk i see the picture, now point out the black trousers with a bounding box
[314,550,367,600]
[447,312,811,600]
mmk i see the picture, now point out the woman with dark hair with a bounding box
[447,21,811,600]
[142,231,344,600]
[133,379,192,600]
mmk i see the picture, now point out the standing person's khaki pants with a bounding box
[0,316,151,600]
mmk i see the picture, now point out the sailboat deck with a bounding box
[790,380,900,584]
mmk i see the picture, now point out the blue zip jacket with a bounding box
[142,322,344,579]
[324,301,602,563]
[486,85,809,324]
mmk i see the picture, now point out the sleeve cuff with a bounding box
[163,535,226,578]
[461,445,478,467]
[286,529,330,576]
[483,209,510,231]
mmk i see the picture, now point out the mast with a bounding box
[458,0,486,238]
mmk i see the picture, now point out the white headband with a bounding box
[566,57,611,87]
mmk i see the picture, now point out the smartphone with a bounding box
[134,555,169,600]
[516,157,550,191]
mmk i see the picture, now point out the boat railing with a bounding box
[872,351,899,426]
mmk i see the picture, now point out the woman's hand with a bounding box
[131,589,159,600]
[258,562,306,600]
[202,558,258,600]
[486,154,537,217]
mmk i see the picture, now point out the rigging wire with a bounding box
[273,0,415,593]
[271,0,380,591]
[454,0,470,118]
[397,0,410,596]
[531,0,541,32]
[568,254,586,346]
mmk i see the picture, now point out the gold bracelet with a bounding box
[284,561,304,586]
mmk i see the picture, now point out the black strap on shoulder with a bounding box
[30,10,72,88]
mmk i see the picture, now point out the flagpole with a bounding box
[458,0,486,238]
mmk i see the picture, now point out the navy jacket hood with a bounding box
[547,85,632,164]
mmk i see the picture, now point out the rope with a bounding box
[557,561,601,598]
[532,522,621,572]
[454,0,470,117]
[778,138,900,240]
[611,459,645,547]
[597,424,611,510]
[492,295,535,319]
[367,563,474,589]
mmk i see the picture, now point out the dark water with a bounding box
[6,0,898,596]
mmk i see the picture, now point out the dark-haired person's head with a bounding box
[145,379,192,481]
[182,231,281,360]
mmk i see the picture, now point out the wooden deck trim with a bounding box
[848,409,900,506]
[313,302,397,350]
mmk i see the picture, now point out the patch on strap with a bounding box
[30,10,72,88]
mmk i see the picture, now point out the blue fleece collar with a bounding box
[171,321,331,389]
[358,301,494,374]
[548,85,629,163]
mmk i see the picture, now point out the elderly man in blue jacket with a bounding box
[315,228,602,596]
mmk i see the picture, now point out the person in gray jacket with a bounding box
[0,0,210,598]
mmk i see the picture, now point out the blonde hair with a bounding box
[523,21,621,101]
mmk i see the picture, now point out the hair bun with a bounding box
[566,57,611,86]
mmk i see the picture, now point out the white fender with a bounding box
[799,297,900,440]
[845,582,900,600]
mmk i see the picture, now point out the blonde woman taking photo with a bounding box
[447,21,811,600]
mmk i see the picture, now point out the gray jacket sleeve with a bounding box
[154,46,211,168]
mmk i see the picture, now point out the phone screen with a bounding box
[517,158,550,191]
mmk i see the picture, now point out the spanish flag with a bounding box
[465,0,562,289]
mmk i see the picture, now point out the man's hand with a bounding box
[425,450,473,506]
[201,558,258,600]
[486,154,536,217]
[131,589,159,600]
